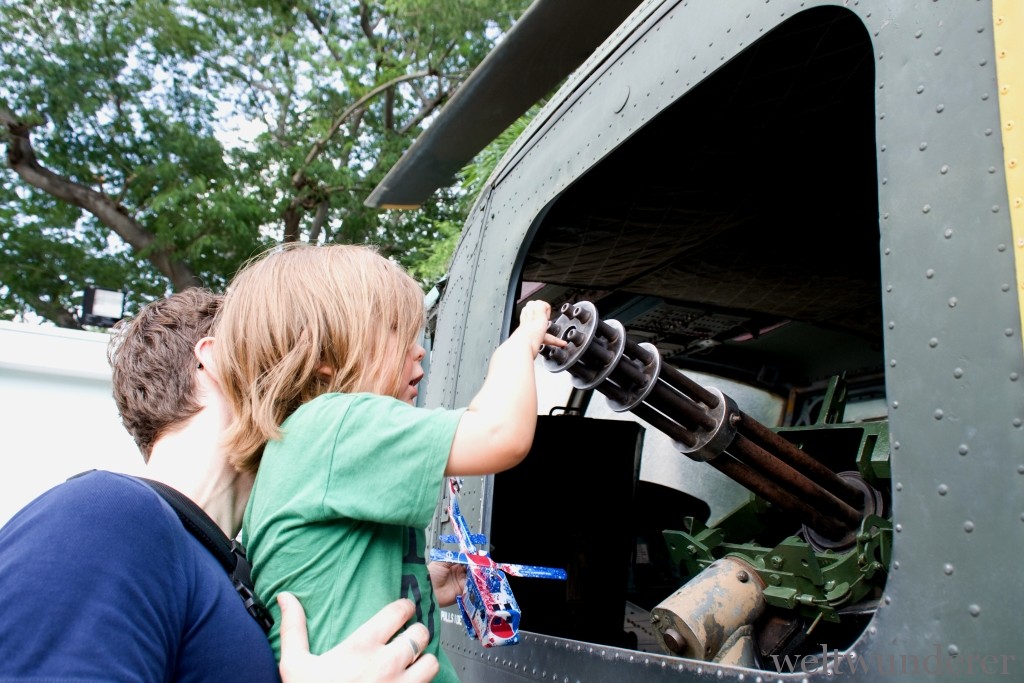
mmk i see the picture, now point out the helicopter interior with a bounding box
[485,6,891,669]
[520,5,882,391]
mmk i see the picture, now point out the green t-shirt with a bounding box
[242,392,465,682]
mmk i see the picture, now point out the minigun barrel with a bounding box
[541,301,866,543]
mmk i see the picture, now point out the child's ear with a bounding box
[195,337,217,376]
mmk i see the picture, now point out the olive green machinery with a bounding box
[368,0,1023,680]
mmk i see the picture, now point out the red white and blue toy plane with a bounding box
[430,477,567,647]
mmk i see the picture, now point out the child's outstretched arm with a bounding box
[446,300,566,476]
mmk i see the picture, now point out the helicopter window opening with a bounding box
[494,2,885,673]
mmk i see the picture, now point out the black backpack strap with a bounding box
[132,476,274,634]
[68,470,274,634]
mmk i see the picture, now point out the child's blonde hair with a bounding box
[214,243,425,473]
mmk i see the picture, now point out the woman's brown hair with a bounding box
[107,288,222,460]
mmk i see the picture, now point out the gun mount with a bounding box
[541,301,892,663]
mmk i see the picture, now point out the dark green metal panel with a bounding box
[415,0,1024,680]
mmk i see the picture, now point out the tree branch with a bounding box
[399,89,446,135]
[1,106,200,291]
[303,8,345,62]
[307,199,329,243]
[292,69,431,186]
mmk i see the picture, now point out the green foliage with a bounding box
[457,103,542,215]
[0,0,531,326]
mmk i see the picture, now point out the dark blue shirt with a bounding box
[0,470,279,682]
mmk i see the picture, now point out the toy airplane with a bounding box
[430,477,567,647]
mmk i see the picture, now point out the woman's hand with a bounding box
[277,593,439,683]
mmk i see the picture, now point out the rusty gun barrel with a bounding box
[542,301,867,544]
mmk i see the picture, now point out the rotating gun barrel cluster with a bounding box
[542,301,871,547]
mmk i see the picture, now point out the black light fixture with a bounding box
[81,286,126,328]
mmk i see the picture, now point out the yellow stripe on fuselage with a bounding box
[994,0,1024,356]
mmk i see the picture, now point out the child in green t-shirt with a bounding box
[212,242,565,681]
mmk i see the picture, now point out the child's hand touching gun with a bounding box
[517,300,568,358]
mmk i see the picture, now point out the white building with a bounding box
[0,321,142,527]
